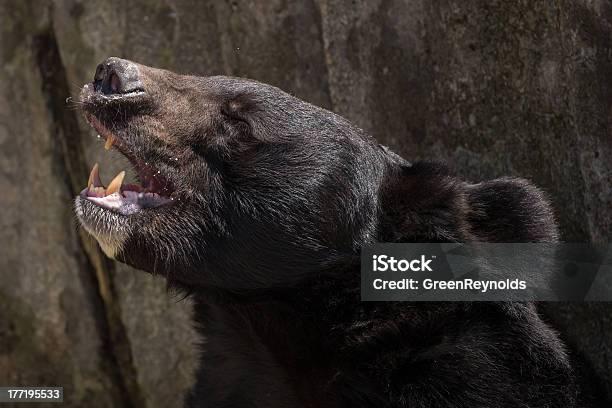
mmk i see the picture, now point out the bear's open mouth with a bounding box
[81,113,174,215]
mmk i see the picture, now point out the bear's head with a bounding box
[75,58,558,291]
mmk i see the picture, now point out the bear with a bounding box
[74,57,596,407]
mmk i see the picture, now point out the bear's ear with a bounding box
[379,161,469,242]
[379,162,559,243]
[464,178,559,243]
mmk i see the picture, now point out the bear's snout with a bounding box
[93,57,143,95]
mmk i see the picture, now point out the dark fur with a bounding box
[76,58,596,407]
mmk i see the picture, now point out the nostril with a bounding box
[94,64,105,82]
[110,73,121,93]
[93,64,106,93]
[93,69,125,95]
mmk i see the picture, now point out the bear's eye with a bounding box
[187,110,251,165]
[229,116,251,136]
[220,106,252,138]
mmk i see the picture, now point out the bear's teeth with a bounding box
[87,163,103,189]
[105,171,125,196]
[104,135,116,150]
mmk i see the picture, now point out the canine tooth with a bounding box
[105,171,125,196]
[104,135,116,150]
[88,163,102,188]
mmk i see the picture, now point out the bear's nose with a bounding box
[93,57,143,95]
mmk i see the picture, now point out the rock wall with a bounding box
[1,0,610,406]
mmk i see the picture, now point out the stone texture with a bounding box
[0,1,122,406]
[1,0,610,406]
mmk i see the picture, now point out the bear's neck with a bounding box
[188,270,368,406]
[191,269,360,355]
[187,270,468,406]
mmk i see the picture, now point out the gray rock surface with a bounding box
[1,0,610,406]
[0,2,122,406]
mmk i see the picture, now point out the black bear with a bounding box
[75,57,590,407]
